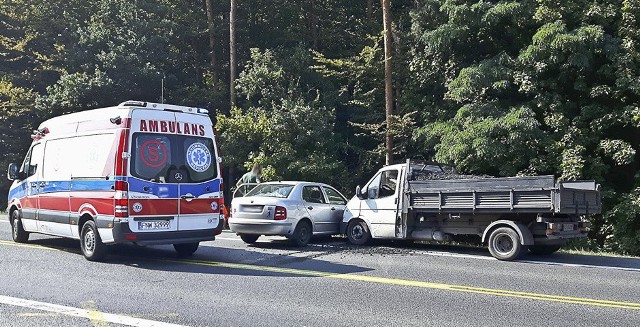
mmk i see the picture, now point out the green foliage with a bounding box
[2,0,640,254]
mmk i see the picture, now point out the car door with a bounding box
[321,186,347,234]
[302,185,333,234]
[360,168,400,238]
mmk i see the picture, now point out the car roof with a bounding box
[258,181,337,188]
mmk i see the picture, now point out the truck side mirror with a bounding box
[355,185,365,200]
[7,163,20,180]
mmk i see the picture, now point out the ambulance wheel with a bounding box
[11,210,29,243]
[239,234,260,244]
[80,220,107,261]
[174,242,199,257]
[346,219,371,245]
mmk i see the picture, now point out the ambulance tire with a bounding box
[80,220,107,261]
[173,242,199,257]
[11,210,29,243]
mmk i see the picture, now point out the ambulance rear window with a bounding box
[131,133,217,183]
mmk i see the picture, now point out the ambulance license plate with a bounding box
[138,221,170,230]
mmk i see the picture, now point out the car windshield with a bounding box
[246,184,295,198]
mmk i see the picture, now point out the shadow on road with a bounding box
[23,236,372,277]
[379,240,640,271]
[17,233,640,273]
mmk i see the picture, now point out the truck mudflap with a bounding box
[109,219,223,245]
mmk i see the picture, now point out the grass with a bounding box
[559,248,640,258]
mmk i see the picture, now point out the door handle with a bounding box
[330,207,336,211]
[181,195,196,200]
[307,206,313,210]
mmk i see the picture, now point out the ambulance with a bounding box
[6,101,225,261]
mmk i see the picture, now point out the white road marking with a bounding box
[0,295,187,327]
[214,237,241,242]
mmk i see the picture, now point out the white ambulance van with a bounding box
[6,101,225,261]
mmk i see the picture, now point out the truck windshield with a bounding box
[130,133,217,183]
[246,184,294,198]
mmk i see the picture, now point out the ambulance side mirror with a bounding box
[7,163,21,181]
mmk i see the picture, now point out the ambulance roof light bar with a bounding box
[118,100,210,115]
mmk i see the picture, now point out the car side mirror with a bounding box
[355,185,365,200]
[7,163,20,180]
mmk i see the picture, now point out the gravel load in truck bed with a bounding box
[410,169,492,181]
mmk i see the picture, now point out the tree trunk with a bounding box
[230,0,237,108]
[382,0,393,165]
[205,0,216,70]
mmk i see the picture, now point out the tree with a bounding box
[382,0,394,165]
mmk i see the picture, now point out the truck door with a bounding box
[361,168,400,238]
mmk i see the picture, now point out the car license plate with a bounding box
[563,223,575,231]
[138,221,170,230]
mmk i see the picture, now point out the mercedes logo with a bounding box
[175,172,183,181]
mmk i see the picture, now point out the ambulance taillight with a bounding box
[115,181,129,218]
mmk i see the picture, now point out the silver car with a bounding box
[229,182,348,246]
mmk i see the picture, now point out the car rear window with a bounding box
[246,184,295,198]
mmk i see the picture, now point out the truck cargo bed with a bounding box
[407,170,601,215]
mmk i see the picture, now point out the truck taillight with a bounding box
[115,181,129,218]
[274,206,287,220]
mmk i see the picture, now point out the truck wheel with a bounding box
[173,242,199,257]
[290,220,312,246]
[488,227,524,261]
[239,234,260,244]
[10,210,29,243]
[347,220,371,245]
[80,220,107,261]
[528,245,561,255]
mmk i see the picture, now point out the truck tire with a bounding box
[528,245,561,255]
[290,220,312,246]
[174,242,199,257]
[488,227,524,261]
[239,234,260,244]
[80,220,107,261]
[346,220,371,245]
[10,210,29,243]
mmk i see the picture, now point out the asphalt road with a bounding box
[1,216,639,327]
